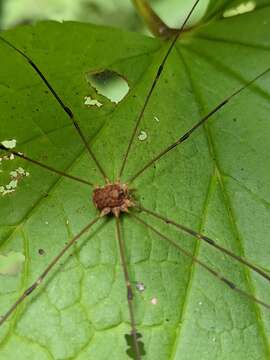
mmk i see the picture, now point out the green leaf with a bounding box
[205,0,270,20]
[0,251,25,276]
[1,3,270,360]
[2,0,140,31]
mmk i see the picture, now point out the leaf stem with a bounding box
[132,0,178,38]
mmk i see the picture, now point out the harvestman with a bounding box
[1,1,270,359]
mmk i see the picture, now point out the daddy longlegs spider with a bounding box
[1,1,270,359]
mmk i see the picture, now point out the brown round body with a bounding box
[92,183,133,217]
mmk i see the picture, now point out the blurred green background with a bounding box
[0,0,210,34]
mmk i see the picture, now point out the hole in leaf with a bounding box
[135,281,146,292]
[138,130,148,141]
[223,1,256,18]
[84,96,103,108]
[1,139,17,149]
[150,297,158,305]
[0,251,25,276]
[86,70,129,104]
[0,166,30,196]
[125,332,146,359]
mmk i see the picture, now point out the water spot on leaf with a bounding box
[0,153,15,164]
[86,70,129,103]
[138,131,147,141]
[0,251,25,276]
[135,281,145,292]
[223,1,256,17]
[0,167,30,196]
[150,297,158,305]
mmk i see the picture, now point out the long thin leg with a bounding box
[0,145,93,186]
[118,0,201,179]
[128,67,270,183]
[137,205,270,283]
[0,216,100,326]
[0,36,109,183]
[131,213,270,310]
[115,217,141,360]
